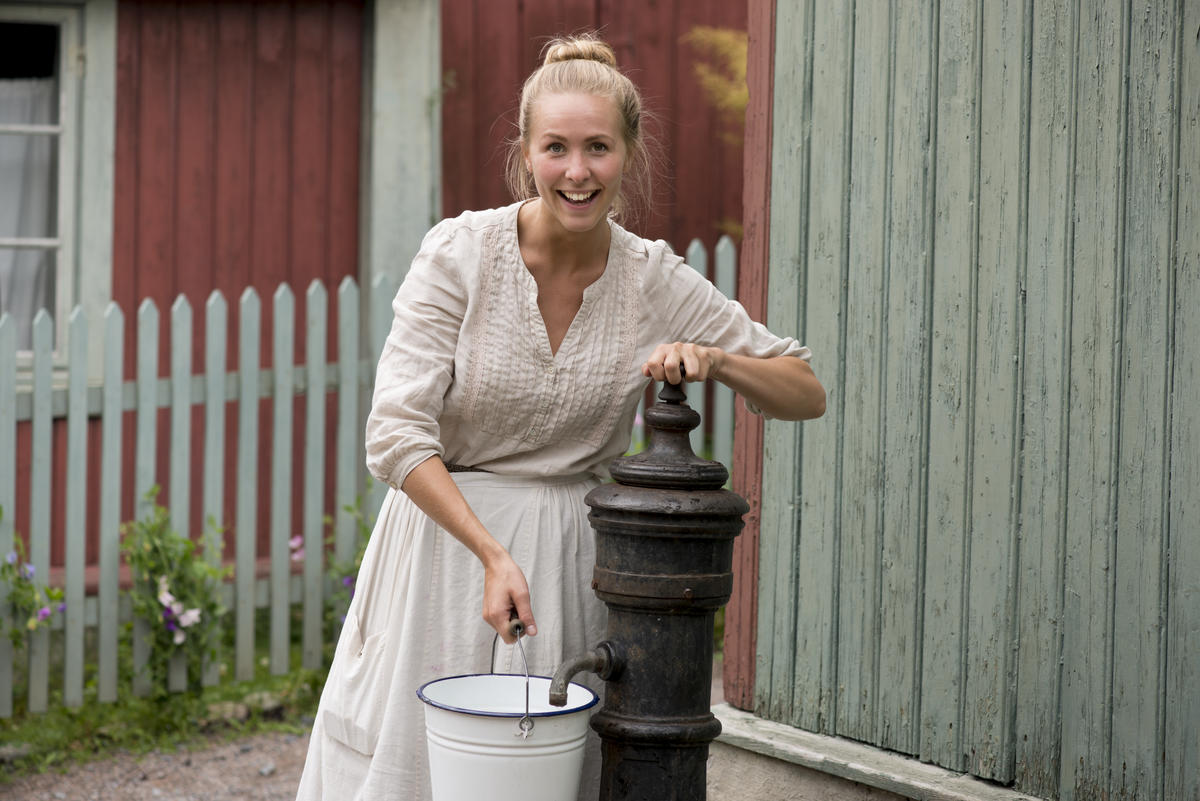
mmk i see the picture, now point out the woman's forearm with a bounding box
[713,353,826,421]
[400,456,535,640]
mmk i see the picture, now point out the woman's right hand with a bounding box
[482,551,537,644]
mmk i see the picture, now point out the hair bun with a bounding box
[542,35,618,69]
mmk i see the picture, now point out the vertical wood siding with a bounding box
[439,0,746,253]
[753,1,1198,799]
[107,0,362,563]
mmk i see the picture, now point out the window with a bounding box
[0,6,79,354]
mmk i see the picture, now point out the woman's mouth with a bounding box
[558,189,599,207]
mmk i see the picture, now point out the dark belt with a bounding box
[445,463,489,474]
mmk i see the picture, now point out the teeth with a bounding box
[563,191,595,202]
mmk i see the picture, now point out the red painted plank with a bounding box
[250,1,292,317]
[441,0,480,217]
[213,2,253,374]
[133,2,179,327]
[724,0,775,712]
[175,1,217,340]
[290,2,331,361]
[476,1,522,210]
[326,0,362,304]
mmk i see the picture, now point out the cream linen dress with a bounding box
[295,202,811,801]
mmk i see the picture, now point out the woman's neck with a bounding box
[517,198,611,276]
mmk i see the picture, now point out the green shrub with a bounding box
[120,490,230,697]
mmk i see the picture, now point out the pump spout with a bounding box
[549,641,621,706]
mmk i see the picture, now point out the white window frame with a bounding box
[1,0,115,380]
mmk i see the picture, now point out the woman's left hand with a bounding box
[641,342,826,421]
[641,342,725,385]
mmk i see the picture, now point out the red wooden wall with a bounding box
[11,0,365,574]
[110,0,364,562]
[724,0,773,711]
[440,0,747,252]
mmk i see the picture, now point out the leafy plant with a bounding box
[1,508,65,647]
[682,25,749,241]
[120,490,229,696]
[682,26,748,146]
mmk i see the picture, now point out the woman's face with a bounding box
[523,92,627,236]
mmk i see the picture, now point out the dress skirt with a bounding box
[295,471,607,801]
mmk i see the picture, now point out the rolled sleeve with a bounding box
[365,221,467,488]
[645,244,813,417]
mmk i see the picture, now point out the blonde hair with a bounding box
[505,33,654,225]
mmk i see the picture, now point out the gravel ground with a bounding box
[2,729,311,801]
[3,659,723,800]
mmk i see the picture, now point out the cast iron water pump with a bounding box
[550,378,749,800]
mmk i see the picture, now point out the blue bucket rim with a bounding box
[416,673,599,718]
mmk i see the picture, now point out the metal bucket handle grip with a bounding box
[490,616,534,739]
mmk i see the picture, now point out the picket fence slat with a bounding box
[236,289,262,683]
[64,310,88,707]
[29,311,53,713]
[271,286,296,676]
[713,236,737,474]
[169,297,193,693]
[0,238,739,719]
[98,304,124,702]
[201,292,227,687]
[685,240,709,456]
[133,300,159,698]
[0,314,16,718]
[303,282,328,671]
[335,278,361,567]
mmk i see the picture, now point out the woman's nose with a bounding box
[564,152,588,181]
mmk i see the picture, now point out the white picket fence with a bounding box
[0,236,738,718]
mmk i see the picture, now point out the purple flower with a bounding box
[165,620,177,632]
[162,608,175,622]
[5,551,16,565]
[21,563,34,580]
[288,535,304,551]
[37,606,51,621]
[341,575,355,587]
[57,602,66,613]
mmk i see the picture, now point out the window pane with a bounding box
[0,127,58,239]
[0,22,58,124]
[0,246,56,350]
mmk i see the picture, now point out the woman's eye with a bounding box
[590,142,608,152]
[548,142,565,153]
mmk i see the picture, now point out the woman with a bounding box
[296,33,825,801]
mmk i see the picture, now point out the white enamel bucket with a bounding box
[417,672,598,801]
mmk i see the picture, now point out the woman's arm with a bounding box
[400,456,536,644]
[642,342,826,421]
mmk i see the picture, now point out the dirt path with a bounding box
[2,729,310,801]
[3,659,724,799]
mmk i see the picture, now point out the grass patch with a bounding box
[0,607,326,785]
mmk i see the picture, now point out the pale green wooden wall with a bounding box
[756,1,1198,800]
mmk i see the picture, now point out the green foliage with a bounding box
[682,26,749,146]
[682,25,748,242]
[1,508,65,648]
[120,490,230,697]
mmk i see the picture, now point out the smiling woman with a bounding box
[294,32,823,801]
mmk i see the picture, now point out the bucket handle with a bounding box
[490,618,535,739]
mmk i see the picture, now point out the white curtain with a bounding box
[0,78,57,350]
